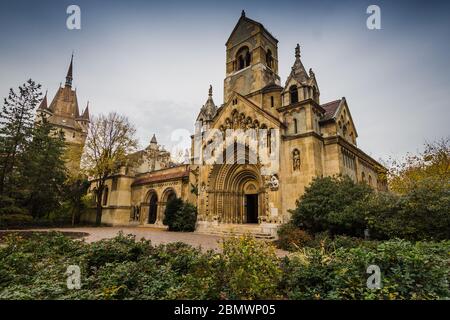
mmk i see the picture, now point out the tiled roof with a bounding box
[131,168,189,186]
[320,99,341,122]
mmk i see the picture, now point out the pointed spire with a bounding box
[65,53,73,87]
[199,85,217,121]
[38,90,48,110]
[286,43,309,84]
[81,101,90,120]
[150,134,157,144]
[241,10,246,18]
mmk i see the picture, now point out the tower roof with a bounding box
[197,85,217,122]
[81,102,90,121]
[65,54,73,87]
[38,91,48,110]
[150,134,157,144]
[226,11,278,45]
[286,44,309,85]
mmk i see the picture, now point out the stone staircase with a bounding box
[195,223,277,240]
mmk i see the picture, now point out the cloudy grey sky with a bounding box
[0,0,449,162]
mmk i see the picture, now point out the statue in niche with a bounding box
[293,149,301,171]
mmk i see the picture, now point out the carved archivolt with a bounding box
[218,109,270,133]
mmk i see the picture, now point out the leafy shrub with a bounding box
[219,235,282,299]
[281,240,450,300]
[290,175,450,241]
[277,223,312,251]
[290,175,372,237]
[365,180,450,240]
[0,195,29,217]
[83,232,150,272]
[1,232,449,300]
[163,198,197,232]
[0,214,33,228]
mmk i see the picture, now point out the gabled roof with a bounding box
[212,91,283,129]
[320,98,358,137]
[226,11,278,45]
[131,167,189,186]
[320,99,342,122]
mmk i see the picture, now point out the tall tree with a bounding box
[388,137,450,194]
[0,79,42,196]
[22,115,67,218]
[63,174,90,225]
[82,112,138,225]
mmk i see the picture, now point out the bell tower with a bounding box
[223,11,281,103]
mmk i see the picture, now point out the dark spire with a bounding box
[150,134,157,144]
[38,90,48,110]
[208,84,212,97]
[81,101,90,120]
[65,53,73,87]
[241,10,246,17]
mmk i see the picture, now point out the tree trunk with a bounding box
[95,197,102,226]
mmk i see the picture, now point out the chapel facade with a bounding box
[81,12,387,238]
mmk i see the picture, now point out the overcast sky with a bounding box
[1,0,449,162]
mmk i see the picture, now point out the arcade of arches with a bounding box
[142,187,177,226]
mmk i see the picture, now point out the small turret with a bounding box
[196,85,217,124]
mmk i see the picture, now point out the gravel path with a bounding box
[5,227,288,257]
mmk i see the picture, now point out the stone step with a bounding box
[196,229,275,240]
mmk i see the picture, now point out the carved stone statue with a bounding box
[293,149,301,171]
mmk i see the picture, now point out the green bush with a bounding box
[290,175,450,241]
[219,235,282,299]
[1,232,449,300]
[366,180,450,240]
[277,223,312,251]
[290,175,372,237]
[281,239,450,300]
[0,214,33,228]
[163,198,197,232]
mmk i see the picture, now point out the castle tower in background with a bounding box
[36,55,90,173]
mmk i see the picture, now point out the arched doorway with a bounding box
[244,181,258,223]
[208,163,264,224]
[160,188,177,225]
[148,193,158,224]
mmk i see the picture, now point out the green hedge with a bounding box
[0,232,448,300]
[290,175,450,241]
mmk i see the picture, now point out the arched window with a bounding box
[368,175,373,186]
[102,186,109,206]
[236,46,251,71]
[289,85,298,104]
[270,96,274,108]
[266,49,273,68]
[294,118,298,134]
